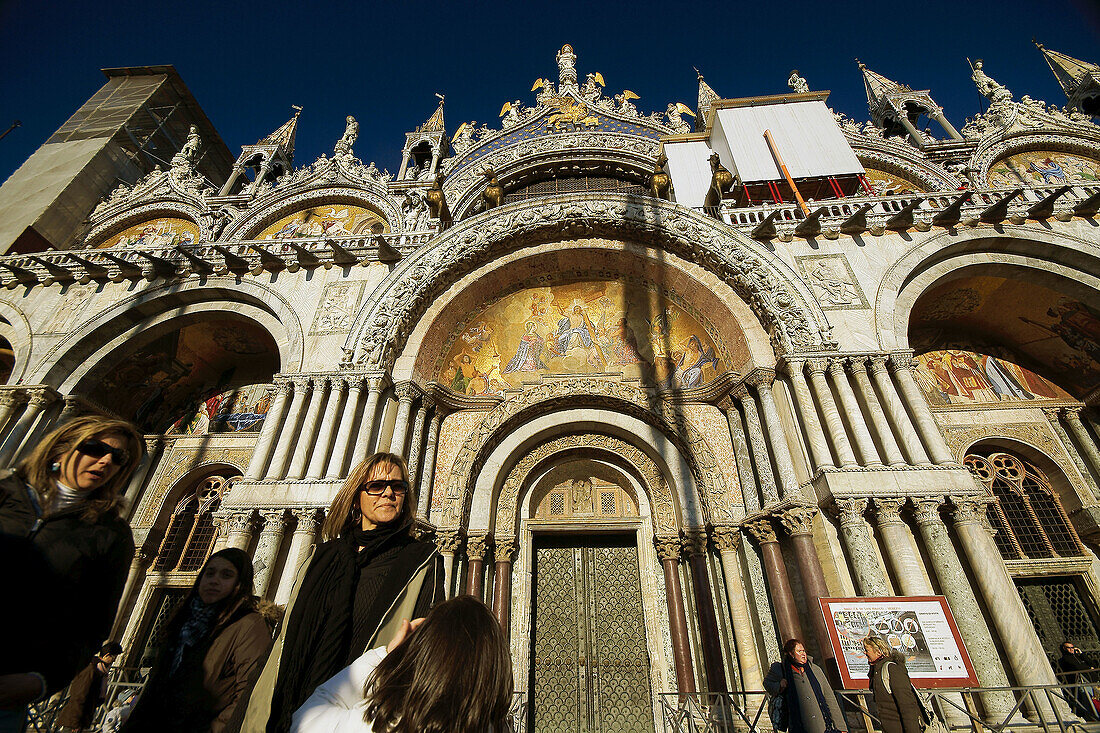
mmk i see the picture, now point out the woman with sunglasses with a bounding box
[0,416,143,731]
[237,452,444,733]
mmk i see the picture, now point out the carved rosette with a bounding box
[654,534,682,561]
[466,534,491,561]
[835,498,870,529]
[710,526,742,553]
[742,518,778,544]
[777,506,817,537]
[680,530,709,557]
[434,529,463,554]
[494,537,519,563]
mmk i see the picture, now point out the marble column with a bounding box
[711,526,763,692]
[777,507,834,660]
[835,499,889,595]
[266,379,310,479]
[682,530,728,693]
[224,510,256,552]
[781,360,834,471]
[806,359,857,467]
[406,395,432,486]
[350,377,386,469]
[306,379,346,480]
[1046,409,1100,500]
[869,357,930,465]
[287,379,327,480]
[742,518,802,643]
[387,382,419,455]
[750,371,800,500]
[0,391,25,440]
[889,355,954,465]
[720,398,761,513]
[655,535,697,695]
[253,510,288,598]
[952,500,1059,692]
[245,382,291,481]
[123,437,162,513]
[326,376,365,479]
[492,536,518,634]
[111,549,152,640]
[274,508,322,605]
[435,529,462,598]
[849,358,906,466]
[417,411,444,519]
[734,386,778,505]
[828,360,881,465]
[57,395,83,425]
[1064,408,1100,482]
[465,533,490,599]
[872,499,933,596]
[210,509,231,553]
[0,389,54,465]
[911,499,1015,717]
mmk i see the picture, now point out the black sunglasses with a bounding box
[76,439,130,466]
[360,479,409,496]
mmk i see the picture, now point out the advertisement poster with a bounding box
[819,596,978,689]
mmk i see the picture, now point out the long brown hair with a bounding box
[16,415,144,522]
[363,595,514,733]
[321,452,416,541]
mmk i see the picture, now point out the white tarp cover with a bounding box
[664,139,714,209]
[712,100,864,183]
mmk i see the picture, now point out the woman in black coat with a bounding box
[865,637,923,733]
[236,452,445,733]
[0,416,144,731]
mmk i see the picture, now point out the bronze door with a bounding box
[530,534,655,733]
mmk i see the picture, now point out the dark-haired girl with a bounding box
[0,416,144,732]
[291,596,513,733]
[123,548,273,733]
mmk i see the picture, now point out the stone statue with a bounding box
[418,160,435,181]
[582,73,603,102]
[970,59,1013,104]
[402,189,429,231]
[452,121,476,152]
[615,91,639,116]
[170,125,201,173]
[334,115,358,159]
[365,161,380,178]
[557,44,577,89]
[788,70,809,94]
[404,161,420,180]
[502,102,523,128]
[665,103,691,133]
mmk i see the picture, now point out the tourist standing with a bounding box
[865,637,922,733]
[58,642,123,731]
[765,639,848,733]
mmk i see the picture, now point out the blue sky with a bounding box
[0,0,1097,183]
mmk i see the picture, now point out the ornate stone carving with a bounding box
[494,536,518,562]
[394,381,421,402]
[835,498,870,529]
[681,530,708,557]
[710,526,742,552]
[940,421,1082,489]
[292,508,323,534]
[226,510,256,535]
[654,534,682,561]
[742,518,778,544]
[911,498,945,526]
[334,116,358,161]
[872,497,906,527]
[777,506,817,537]
[434,529,463,553]
[466,533,491,561]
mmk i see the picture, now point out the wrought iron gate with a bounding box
[530,534,655,733]
[1017,576,1100,661]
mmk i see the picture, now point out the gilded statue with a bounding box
[425,173,452,226]
[482,168,504,209]
[650,153,671,200]
[704,152,734,207]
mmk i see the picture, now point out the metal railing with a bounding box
[661,683,1100,733]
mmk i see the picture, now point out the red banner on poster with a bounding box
[819,596,979,689]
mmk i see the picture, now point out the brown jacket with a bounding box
[124,600,273,733]
[57,658,107,729]
[869,657,923,733]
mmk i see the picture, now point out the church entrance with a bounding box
[529,533,655,733]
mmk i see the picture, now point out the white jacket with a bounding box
[290,647,387,733]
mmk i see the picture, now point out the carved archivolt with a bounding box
[436,377,728,528]
[225,184,402,241]
[134,446,251,527]
[85,200,205,249]
[972,130,1100,187]
[346,195,831,369]
[496,433,675,533]
[941,422,1081,489]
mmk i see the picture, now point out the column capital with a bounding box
[826,359,847,378]
[25,388,57,409]
[0,390,25,408]
[777,505,817,537]
[746,369,776,390]
[873,497,907,526]
[466,533,491,561]
[710,525,743,552]
[654,533,682,561]
[143,435,162,454]
[716,394,736,412]
[329,377,349,394]
[434,528,463,553]
[1064,407,1088,423]
[210,508,232,529]
[731,384,751,401]
[394,381,422,403]
[911,497,946,526]
[835,498,870,529]
[805,358,830,376]
[681,529,709,557]
[225,509,256,534]
[367,374,389,393]
[133,547,155,566]
[778,358,806,378]
[742,517,778,544]
[290,376,312,391]
[845,355,870,371]
[292,507,323,534]
[273,379,294,397]
[887,352,918,373]
[494,536,518,562]
[258,508,288,532]
[868,355,892,376]
[951,498,994,527]
[419,392,437,411]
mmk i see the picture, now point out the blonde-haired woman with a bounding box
[0,416,143,729]
[865,636,922,733]
[239,452,444,733]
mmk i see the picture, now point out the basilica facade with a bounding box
[2,43,1100,731]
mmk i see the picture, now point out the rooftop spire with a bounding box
[1035,41,1100,98]
[258,105,301,160]
[419,94,446,133]
[695,67,719,125]
[857,60,910,107]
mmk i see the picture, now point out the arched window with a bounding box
[964,451,1084,560]
[153,475,230,572]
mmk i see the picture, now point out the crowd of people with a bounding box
[1,414,1098,732]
